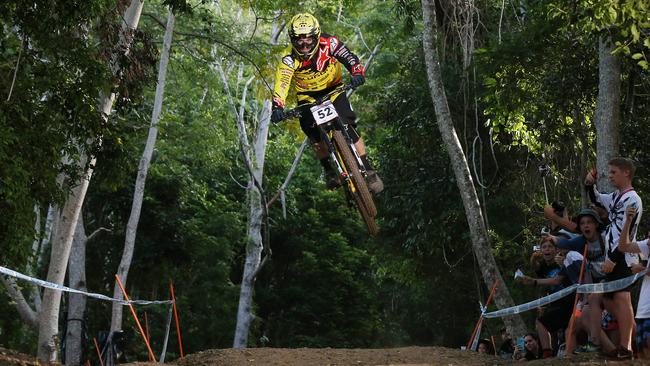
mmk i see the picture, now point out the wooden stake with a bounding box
[114,274,157,362]
[491,335,497,355]
[93,337,104,366]
[145,311,150,343]
[170,280,185,358]
[565,245,589,355]
[466,279,500,351]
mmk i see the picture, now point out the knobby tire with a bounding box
[332,130,378,235]
[352,192,379,236]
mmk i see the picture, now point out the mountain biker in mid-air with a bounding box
[270,12,383,194]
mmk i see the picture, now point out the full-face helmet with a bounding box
[288,13,321,60]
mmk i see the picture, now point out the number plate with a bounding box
[310,101,338,125]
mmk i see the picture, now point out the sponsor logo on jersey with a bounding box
[316,43,331,71]
[282,56,295,68]
[329,37,338,53]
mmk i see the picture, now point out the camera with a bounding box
[540,227,550,236]
[538,164,551,177]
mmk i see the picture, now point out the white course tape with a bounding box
[483,268,648,319]
[0,265,172,306]
[577,269,648,294]
[483,284,578,319]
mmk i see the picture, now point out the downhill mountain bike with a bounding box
[280,84,378,235]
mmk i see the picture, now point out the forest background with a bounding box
[1,0,649,363]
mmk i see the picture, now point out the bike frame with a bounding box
[281,84,378,235]
[285,85,368,190]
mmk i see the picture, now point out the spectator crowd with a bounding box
[474,158,650,361]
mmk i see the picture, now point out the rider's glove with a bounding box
[271,108,286,124]
[350,74,365,88]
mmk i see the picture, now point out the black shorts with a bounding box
[298,92,359,143]
[603,248,634,298]
[538,297,573,332]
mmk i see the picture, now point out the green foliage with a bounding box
[548,0,650,69]
[0,0,114,265]
[2,0,650,360]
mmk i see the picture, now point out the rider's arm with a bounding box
[272,48,297,110]
[328,35,365,76]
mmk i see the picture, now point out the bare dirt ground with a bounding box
[2,346,648,366]
[124,346,648,366]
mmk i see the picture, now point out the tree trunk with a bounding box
[110,7,174,334]
[65,216,88,366]
[36,1,144,362]
[420,0,527,338]
[594,35,621,191]
[38,157,95,362]
[0,276,38,328]
[233,100,271,348]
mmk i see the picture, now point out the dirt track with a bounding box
[133,346,645,366]
[2,346,647,366]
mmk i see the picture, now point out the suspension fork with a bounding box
[318,123,349,183]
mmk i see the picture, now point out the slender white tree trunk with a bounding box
[594,35,621,191]
[36,1,144,361]
[38,158,95,362]
[233,100,271,348]
[420,0,527,338]
[65,216,88,366]
[110,7,174,334]
[216,58,271,347]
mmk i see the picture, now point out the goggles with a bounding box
[292,35,317,49]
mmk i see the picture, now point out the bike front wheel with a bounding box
[332,130,378,234]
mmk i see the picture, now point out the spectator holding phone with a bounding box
[513,333,542,361]
[519,238,572,358]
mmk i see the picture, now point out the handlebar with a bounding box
[282,84,353,121]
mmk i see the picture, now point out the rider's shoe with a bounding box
[325,171,341,190]
[366,170,384,194]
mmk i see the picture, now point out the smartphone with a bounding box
[517,337,525,350]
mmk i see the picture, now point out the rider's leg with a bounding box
[356,143,384,194]
[313,141,340,190]
[300,109,340,190]
[333,94,384,194]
